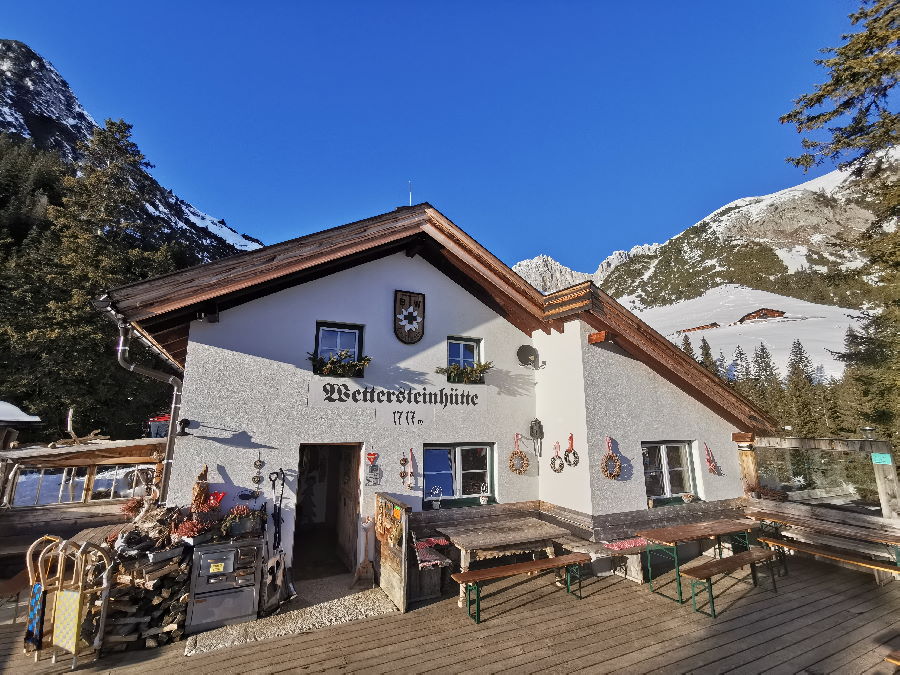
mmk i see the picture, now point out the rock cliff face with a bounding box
[514,157,895,310]
[0,39,262,260]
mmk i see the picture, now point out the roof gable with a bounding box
[98,204,777,434]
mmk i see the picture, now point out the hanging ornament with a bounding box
[705,443,720,475]
[601,436,622,479]
[550,441,565,473]
[407,448,415,490]
[564,433,579,467]
[508,432,530,475]
[399,455,408,482]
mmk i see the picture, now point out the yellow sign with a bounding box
[209,562,225,573]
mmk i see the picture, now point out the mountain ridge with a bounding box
[0,39,262,261]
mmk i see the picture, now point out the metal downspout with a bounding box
[117,325,182,504]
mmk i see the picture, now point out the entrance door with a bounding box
[335,446,360,571]
[294,444,360,580]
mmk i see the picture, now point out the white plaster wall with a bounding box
[170,253,540,565]
[578,322,743,516]
[532,323,592,515]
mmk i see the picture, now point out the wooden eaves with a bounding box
[97,203,777,435]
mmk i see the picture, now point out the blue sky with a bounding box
[5,2,854,271]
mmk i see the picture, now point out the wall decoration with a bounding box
[528,419,544,456]
[394,290,425,344]
[508,433,530,475]
[399,455,408,483]
[407,448,416,490]
[704,443,721,475]
[601,436,622,480]
[550,441,565,473]
[364,452,383,486]
[479,483,490,505]
[564,433,579,467]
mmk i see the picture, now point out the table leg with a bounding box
[458,549,471,608]
[545,544,565,585]
[647,542,683,603]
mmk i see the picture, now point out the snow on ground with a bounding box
[635,284,861,378]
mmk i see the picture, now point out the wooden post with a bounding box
[871,451,900,523]
[738,447,758,493]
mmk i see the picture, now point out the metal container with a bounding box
[185,537,263,634]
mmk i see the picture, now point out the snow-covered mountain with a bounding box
[636,285,860,379]
[0,40,262,260]
[514,158,895,311]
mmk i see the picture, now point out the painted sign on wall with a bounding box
[394,290,425,344]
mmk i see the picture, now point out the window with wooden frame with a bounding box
[5,463,156,507]
[423,444,492,501]
[642,442,694,500]
[313,321,365,376]
[444,337,485,383]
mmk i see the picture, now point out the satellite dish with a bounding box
[516,345,540,367]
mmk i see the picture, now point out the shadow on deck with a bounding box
[3,558,900,674]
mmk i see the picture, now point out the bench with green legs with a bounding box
[451,552,591,624]
[679,548,779,618]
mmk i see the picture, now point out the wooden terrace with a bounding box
[3,557,900,674]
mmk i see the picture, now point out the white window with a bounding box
[642,442,694,499]
[317,325,360,362]
[7,464,155,507]
[447,338,478,369]
[423,445,492,500]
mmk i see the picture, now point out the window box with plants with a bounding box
[435,361,493,384]
[221,504,265,537]
[308,349,372,378]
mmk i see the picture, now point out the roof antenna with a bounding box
[408,180,413,207]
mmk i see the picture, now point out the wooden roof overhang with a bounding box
[98,204,548,366]
[543,282,779,435]
[99,204,776,435]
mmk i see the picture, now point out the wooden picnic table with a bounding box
[436,516,570,607]
[635,518,757,603]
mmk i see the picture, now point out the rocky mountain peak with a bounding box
[0,40,95,163]
[0,39,262,260]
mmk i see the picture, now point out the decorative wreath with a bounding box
[601,436,622,479]
[550,441,565,473]
[509,433,530,475]
[564,433,579,467]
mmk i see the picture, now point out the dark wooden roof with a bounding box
[99,203,778,434]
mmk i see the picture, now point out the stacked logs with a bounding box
[101,555,190,651]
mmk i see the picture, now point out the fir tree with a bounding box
[699,337,718,375]
[0,120,176,439]
[680,334,697,360]
[782,0,900,441]
[731,345,754,397]
[751,343,784,421]
[785,339,819,437]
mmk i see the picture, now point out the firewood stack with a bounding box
[100,556,190,651]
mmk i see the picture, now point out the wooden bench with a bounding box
[758,535,900,578]
[451,552,590,623]
[680,549,778,618]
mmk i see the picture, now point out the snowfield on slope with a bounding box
[635,285,862,379]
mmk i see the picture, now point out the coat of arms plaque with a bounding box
[394,290,425,344]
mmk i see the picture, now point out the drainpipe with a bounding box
[117,324,182,504]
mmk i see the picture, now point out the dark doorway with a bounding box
[293,444,360,581]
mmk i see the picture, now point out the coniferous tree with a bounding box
[0,120,176,439]
[699,337,718,375]
[680,334,697,361]
[782,0,900,441]
[751,343,784,421]
[785,339,819,436]
[731,345,754,397]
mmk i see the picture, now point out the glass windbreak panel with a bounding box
[460,447,488,472]
[423,448,454,498]
[59,467,88,503]
[36,468,66,505]
[12,469,42,506]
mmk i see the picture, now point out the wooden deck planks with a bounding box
[4,558,900,674]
